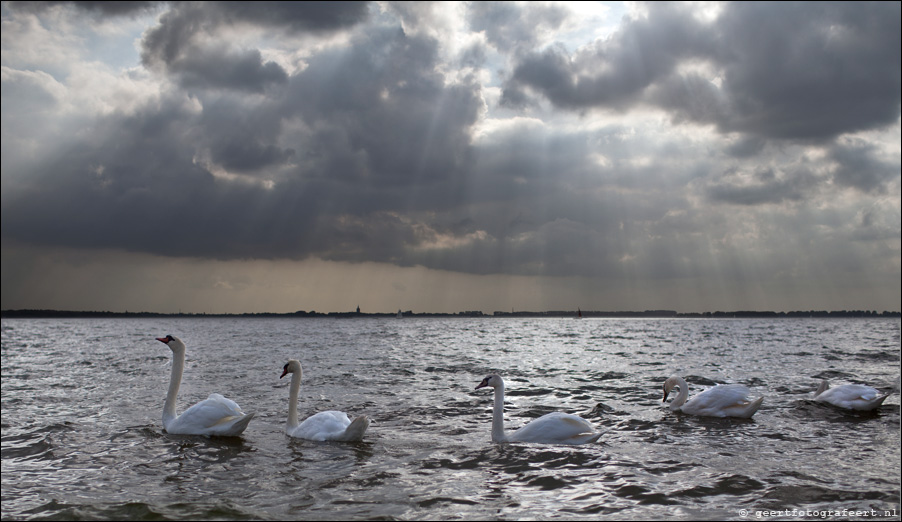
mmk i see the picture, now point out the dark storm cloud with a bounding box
[711,2,901,140]
[173,46,289,93]
[7,1,160,16]
[281,26,481,188]
[0,93,319,261]
[1,21,485,266]
[723,136,767,159]
[503,1,901,141]
[197,94,296,173]
[212,1,370,32]
[828,139,901,193]
[1,1,899,289]
[705,166,818,206]
[140,2,369,92]
[502,2,712,110]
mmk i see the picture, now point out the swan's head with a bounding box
[156,335,185,353]
[662,376,681,402]
[280,359,302,379]
[476,374,504,390]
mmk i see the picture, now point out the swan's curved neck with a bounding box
[164,348,185,427]
[287,370,302,431]
[491,383,508,443]
[670,377,689,410]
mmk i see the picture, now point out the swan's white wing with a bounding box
[290,410,354,441]
[817,384,887,411]
[681,385,760,418]
[508,412,601,445]
[166,393,253,436]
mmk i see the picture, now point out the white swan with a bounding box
[663,376,763,418]
[813,380,888,411]
[280,360,370,442]
[155,335,254,436]
[475,374,602,445]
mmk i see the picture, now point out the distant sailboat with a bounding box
[576,308,583,319]
[397,309,403,319]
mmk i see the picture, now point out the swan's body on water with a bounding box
[155,335,254,436]
[280,360,369,442]
[663,376,763,418]
[813,380,888,411]
[475,374,601,445]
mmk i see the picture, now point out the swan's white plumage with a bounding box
[663,376,763,418]
[476,374,601,445]
[156,335,254,437]
[813,380,888,411]
[281,360,369,442]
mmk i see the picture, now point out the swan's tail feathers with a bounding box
[871,394,890,409]
[224,412,255,436]
[559,430,602,445]
[584,431,603,444]
[338,415,370,442]
[740,397,764,418]
[815,380,829,397]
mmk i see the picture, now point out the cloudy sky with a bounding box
[1,1,900,314]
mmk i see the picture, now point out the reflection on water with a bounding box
[2,317,900,520]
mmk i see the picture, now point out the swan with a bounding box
[155,335,254,436]
[280,360,370,442]
[475,374,602,445]
[813,380,888,411]
[662,376,763,418]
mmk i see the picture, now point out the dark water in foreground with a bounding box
[2,317,900,521]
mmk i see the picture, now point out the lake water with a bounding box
[2,317,900,520]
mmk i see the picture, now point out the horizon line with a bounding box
[2,308,899,319]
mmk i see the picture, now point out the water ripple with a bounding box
[2,317,899,520]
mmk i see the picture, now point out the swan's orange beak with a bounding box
[156,337,169,344]
[280,368,289,379]
[475,380,488,390]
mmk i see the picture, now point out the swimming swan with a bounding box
[813,380,888,411]
[155,335,254,436]
[475,374,602,445]
[663,376,763,418]
[280,360,370,442]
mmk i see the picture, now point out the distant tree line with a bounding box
[1,309,899,319]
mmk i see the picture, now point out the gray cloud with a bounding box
[711,2,901,140]
[502,2,713,110]
[212,1,370,32]
[828,138,901,193]
[7,1,160,16]
[1,0,899,299]
[281,26,482,189]
[503,1,901,142]
[1,21,486,265]
[172,46,288,93]
[140,2,369,92]
[704,166,819,206]
[468,1,571,57]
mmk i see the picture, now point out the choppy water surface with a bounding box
[2,317,900,520]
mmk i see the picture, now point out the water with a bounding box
[2,317,900,521]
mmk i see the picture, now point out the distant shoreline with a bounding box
[2,309,899,319]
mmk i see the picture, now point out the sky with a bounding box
[1,1,900,315]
